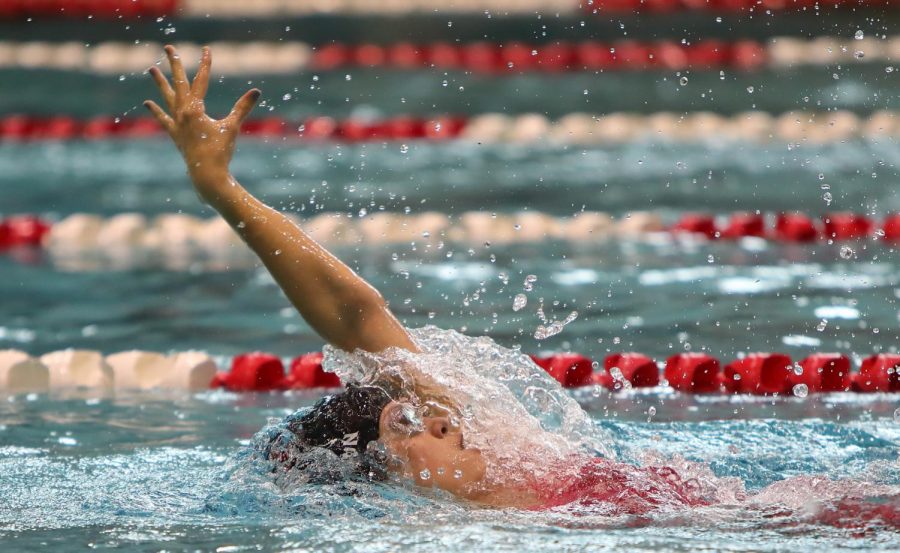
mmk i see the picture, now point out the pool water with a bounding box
[1,390,897,551]
[2,20,900,550]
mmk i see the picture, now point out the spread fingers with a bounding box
[148,66,175,112]
[164,45,190,98]
[191,46,211,99]
[143,100,174,134]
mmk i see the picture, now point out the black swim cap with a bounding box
[289,384,392,460]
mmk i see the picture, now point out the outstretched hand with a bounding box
[144,45,260,189]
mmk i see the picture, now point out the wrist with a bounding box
[189,165,231,194]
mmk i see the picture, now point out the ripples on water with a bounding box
[0,389,897,551]
[1,115,899,550]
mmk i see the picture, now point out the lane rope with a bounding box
[2,37,897,74]
[2,110,900,143]
[2,348,897,394]
[4,0,884,20]
[2,211,898,257]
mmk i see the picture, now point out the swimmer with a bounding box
[144,47,900,520]
[144,45,497,504]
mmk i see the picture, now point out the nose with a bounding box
[426,416,452,439]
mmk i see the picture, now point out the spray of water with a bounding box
[323,326,615,492]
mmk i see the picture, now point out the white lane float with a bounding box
[0,350,50,393]
[40,349,114,389]
[165,351,218,390]
[106,350,171,389]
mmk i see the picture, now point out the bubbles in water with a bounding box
[839,246,855,259]
[400,144,409,154]
[854,30,864,40]
[282,93,292,101]
[816,319,828,332]
[823,192,833,205]
[512,293,527,312]
[854,50,865,60]
[419,469,431,481]
[894,407,900,422]
[746,86,754,93]
[792,383,809,398]
[523,274,537,291]
[679,76,689,86]
[453,469,463,479]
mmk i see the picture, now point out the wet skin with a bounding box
[378,401,488,499]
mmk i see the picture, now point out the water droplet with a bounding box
[823,192,833,205]
[344,74,352,81]
[886,66,894,73]
[400,144,409,154]
[453,469,463,479]
[282,93,292,101]
[894,407,900,422]
[839,246,855,259]
[419,469,431,480]
[816,319,828,332]
[679,76,689,86]
[746,86,754,93]
[523,274,537,291]
[792,383,809,398]
[707,254,715,264]
[273,249,282,256]
[648,406,657,417]
[732,373,742,381]
[512,293,528,312]
[854,30,864,40]
[854,50,865,60]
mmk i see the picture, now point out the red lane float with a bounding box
[665,353,721,393]
[789,353,852,392]
[284,353,342,389]
[671,212,897,242]
[723,353,793,394]
[530,353,594,388]
[211,352,285,392]
[604,353,661,388]
[0,215,50,248]
[853,354,900,392]
[823,213,873,240]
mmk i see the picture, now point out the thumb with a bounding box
[228,88,261,126]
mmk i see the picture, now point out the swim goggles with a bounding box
[384,402,425,437]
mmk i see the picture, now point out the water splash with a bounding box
[324,326,614,493]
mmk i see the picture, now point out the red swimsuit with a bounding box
[534,457,710,515]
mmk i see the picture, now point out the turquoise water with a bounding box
[1,136,899,549]
[2,19,900,548]
[1,391,897,551]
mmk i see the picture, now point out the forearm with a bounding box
[196,171,418,354]
[144,45,416,354]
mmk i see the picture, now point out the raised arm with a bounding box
[144,45,417,354]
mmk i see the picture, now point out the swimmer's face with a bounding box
[378,401,486,498]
